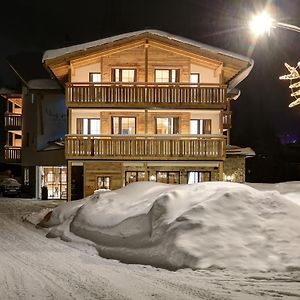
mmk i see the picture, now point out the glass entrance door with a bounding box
[41,166,67,199]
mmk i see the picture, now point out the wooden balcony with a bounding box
[65,134,226,161]
[4,146,21,163]
[66,82,227,109]
[223,111,232,130]
[4,113,22,130]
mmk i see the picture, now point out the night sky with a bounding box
[1,0,300,159]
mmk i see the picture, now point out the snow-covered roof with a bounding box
[226,145,255,157]
[27,79,61,90]
[0,88,19,96]
[43,29,253,65]
[43,30,253,89]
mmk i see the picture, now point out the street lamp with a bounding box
[249,11,300,36]
[249,11,300,107]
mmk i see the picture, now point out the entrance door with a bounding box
[41,166,67,199]
[71,166,84,200]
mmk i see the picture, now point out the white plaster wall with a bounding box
[190,64,221,84]
[72,62,101,82]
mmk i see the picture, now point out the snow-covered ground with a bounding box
[0,182,300,300]
[39,181,300,271]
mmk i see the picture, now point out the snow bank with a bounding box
[40,182,300,271]
[247,182,300,205]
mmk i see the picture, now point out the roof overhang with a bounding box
[43,29,254,90]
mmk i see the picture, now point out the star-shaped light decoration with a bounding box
[279,62,300,107]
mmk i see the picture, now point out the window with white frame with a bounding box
[190,119,211,134]
[77,118,101,135]
[190,73,200,84]
[89,72,102,83]
[112,117,136,134]
[112,69,136,82]
[125,171,146,185]
[97,177,110,190]
[155,69,179,83]
[187,171,211,184]
[156,171,180,184]
[155,117,180,134]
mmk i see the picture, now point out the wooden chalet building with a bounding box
[0,89,22,179]
[43,30,254,201]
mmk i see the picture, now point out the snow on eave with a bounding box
[43,30,251,63]
[226,145,256,157]
[27,79,61,90]
[42,30,253,88]
[0,87,20,96]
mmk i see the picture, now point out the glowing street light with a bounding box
[249,12,273,36]
[249,11,300,36]
[249,11,300,107]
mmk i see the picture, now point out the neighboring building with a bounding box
[0,88,22,180]
[42,30,254,201]
[8,53,67,199]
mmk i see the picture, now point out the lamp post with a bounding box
[249,11,300,107]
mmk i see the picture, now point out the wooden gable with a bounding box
[44,33,249,84]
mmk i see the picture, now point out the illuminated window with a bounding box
[155,69,179,83]
[112,117,136,134]
[190,119,211,134]
[155,117,179,134]
[125,171,146,185]
[187,171,211,183]
[89,72,102,83]
[112,69,136,82]
[77,118,100,135]
[24,168,29,186]
[190,73,200,84]
[156,171,180,184]
[97,177,110,189]
[42,166,67,199]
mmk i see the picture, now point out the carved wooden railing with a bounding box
[4,146,21,162]
[4,113,22,129]
[223,111,232,129]
[66,82,227,108]
[65,134,226,161]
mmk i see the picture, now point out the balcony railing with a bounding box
[65,134,226,161]
[4,113,22,129]
[4,146,21,163]
[66,82,227,108]
[223,111,232,129]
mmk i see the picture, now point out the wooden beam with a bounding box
[149,40,223,69]
[145,39,149,82]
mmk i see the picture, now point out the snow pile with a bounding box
[40,181,300,271]
[22,208,52,225]
[247,181,300,206]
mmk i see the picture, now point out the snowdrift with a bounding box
[40,181,300,271]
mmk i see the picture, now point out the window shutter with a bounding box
[173,117,180,134]
[175,69,180,82]
[77,118,83,134]
[111,69,116,82]
[203,119,211,134]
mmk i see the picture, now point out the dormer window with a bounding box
[155,69,180,83]
[89,72,102,83]
[112,68,136,82]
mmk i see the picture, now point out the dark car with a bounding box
[0,178,21,197]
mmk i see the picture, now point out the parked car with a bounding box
[0,178,21,197]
